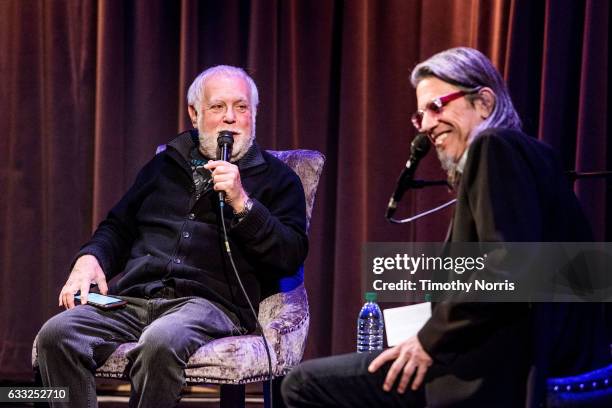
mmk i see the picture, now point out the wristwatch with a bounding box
[233,198,253,218]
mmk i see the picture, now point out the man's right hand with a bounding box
[368,336,433,393]
[59,254,108,309]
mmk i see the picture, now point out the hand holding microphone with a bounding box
[385,133,430,219]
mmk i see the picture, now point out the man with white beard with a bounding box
[36,65,308,407]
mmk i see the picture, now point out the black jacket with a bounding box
[75,131,308,332]
[418,128,606,407]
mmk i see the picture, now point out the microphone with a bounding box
[385,133,430,219]
[217,130,235,204]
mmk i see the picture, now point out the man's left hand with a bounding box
[204,160,249,212]
[367,336,432,393]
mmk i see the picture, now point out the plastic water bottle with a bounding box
[356,292,384,352]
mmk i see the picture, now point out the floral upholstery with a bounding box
[32,149,325,387]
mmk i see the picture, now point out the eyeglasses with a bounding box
[411,90,476,130]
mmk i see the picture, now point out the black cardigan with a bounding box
[75,131,308,332]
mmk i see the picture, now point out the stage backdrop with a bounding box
[0,0,609,380]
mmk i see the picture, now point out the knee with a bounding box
[282,366,307,406]
[129,331,181,366]
[36,314,74,356]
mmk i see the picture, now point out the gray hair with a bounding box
[411,47,521,133]
[187,65,259,116]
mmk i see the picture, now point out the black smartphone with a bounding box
[75,293,127,309]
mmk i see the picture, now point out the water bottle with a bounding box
[356,292,384,352]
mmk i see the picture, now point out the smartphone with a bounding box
[75,292,127,309]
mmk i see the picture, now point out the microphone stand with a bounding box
[405,179,450,189]
[386,170,612,225]
[567,171,612,181]
[386,178,455,224]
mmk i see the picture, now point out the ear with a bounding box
[474,87,495,119]
[187,105,198,128]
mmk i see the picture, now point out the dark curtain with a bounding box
[0,0,609,380]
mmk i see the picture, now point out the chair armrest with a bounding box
[258,283,309,336]
[256,283,310,371]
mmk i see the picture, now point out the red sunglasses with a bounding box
[411,90,478,130]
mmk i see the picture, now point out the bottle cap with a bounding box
[365,292,377,302]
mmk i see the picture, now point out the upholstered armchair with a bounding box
[32,149,325,408]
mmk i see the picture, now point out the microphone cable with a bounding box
[218,200,275,406]
[387,198,457,224]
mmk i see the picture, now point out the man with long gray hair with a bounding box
[282,47,606,407]
[36,65,308,407]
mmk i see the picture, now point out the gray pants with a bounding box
[36,291,242,408]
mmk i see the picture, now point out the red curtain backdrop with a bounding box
[0,0,609,380]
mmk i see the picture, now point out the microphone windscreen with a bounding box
[410,133,430,159]
[217,131,235,148]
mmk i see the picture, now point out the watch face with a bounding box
[234,198,253,217]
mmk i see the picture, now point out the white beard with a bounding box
[198,129,255,162]
[436,148,457,175]
[436,147,461,186]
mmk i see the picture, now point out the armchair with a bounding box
[32,148,325,408]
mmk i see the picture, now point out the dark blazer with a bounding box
[417,128,606,407]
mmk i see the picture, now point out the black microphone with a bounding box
[217,130,235,204]
[385,133,431,219]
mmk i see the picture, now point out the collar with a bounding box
[236,140,266,171]
[456,148,468,174]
